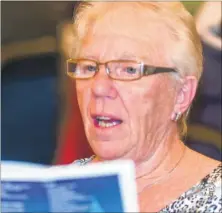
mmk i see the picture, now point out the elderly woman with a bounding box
[66,2,221,212]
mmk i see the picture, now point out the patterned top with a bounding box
[73,157,222,213]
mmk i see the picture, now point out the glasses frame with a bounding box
[66,58,177,81]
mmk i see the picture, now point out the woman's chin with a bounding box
[90,139,127,160]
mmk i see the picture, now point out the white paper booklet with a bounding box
[1,160,139,213]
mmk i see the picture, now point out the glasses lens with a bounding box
[67,60,97,79]
[107,61,142,80]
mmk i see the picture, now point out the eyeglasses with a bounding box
[66,59,177,81]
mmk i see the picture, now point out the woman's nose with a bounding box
[91,66,117,99]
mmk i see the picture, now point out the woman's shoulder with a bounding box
[161,164,222,213]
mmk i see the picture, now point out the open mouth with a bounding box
[92,115,123,128]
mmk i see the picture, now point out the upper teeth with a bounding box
[96,116,111,120]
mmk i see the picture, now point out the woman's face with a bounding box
[75,18,177,162]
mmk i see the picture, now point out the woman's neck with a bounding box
[135,135,186,193]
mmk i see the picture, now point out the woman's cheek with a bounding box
[76,83,88,113]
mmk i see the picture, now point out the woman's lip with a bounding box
[90,113,123,121]
[90,113,123,129]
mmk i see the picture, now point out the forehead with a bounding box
[78,6,174,66]
[80,35,147,61]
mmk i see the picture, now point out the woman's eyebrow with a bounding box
[77,55,98,60]
[77,52,142,61]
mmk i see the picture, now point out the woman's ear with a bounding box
[173,76,198,114]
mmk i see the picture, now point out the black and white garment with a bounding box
[73,157,222,213]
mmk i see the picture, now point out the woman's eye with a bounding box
[126,67,137,74]
[86,65,97,72]
[70,64,77,73]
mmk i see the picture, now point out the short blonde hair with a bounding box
[72,1,203,136]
